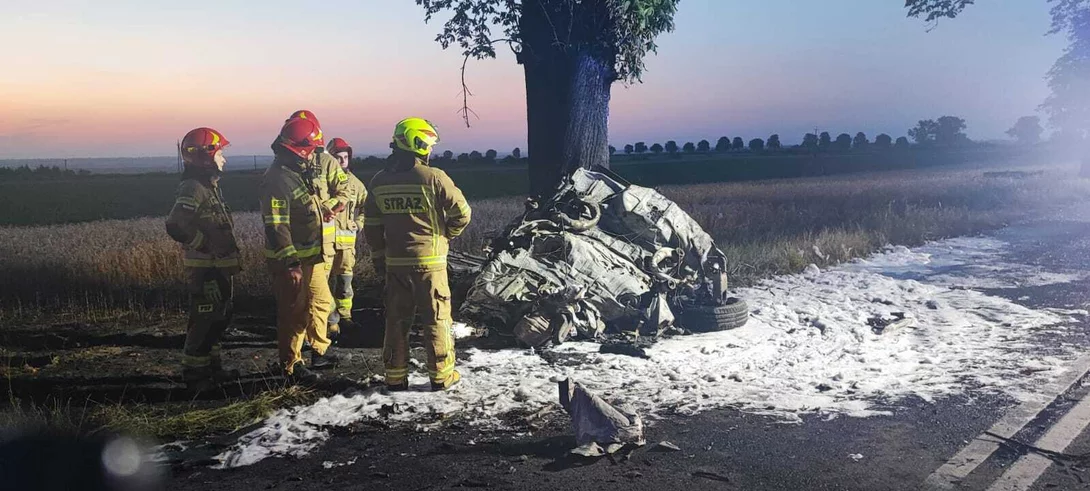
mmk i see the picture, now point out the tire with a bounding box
[678,297,749,332]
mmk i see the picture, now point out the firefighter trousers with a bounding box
[183,268,234,376]
[273,261,334,373]
[383,267,456,386]
[330,246,356,326]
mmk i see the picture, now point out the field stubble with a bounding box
[0,164,1086,320]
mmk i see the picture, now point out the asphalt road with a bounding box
[167,209,1090,491]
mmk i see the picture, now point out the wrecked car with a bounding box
[453,166,748,347]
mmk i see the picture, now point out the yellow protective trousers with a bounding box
[383,267,456,386]
[273,262,334,373]
[330,247,356,321]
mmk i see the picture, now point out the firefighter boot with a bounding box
[310,349,341,370]
[430,370,461,391]
[284,362,321,386]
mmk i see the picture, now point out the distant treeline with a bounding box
[0,165,92,180]
[0,146,1045,227]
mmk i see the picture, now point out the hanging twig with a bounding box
[458,38,516,128]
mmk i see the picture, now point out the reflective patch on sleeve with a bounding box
[197,304,214,313]
[176,196,199,211]
[270,198,287,209]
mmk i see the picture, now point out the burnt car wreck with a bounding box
[450,167,748,348]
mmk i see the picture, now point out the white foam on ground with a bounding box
[843,237,1085,290]
[212,236,1079,468]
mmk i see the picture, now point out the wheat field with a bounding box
[1,163,1085,318]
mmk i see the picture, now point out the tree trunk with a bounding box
[520,0,614,198]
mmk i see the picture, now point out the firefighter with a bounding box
[285,110,351,354]
[166,127,241,390]
[325,137,368,336]
[363,118,471,391]
[260,117,350,384]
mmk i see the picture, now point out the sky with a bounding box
[0,0,1067,159]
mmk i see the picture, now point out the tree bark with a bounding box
[520,0,614,198]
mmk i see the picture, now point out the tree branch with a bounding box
[458,38,515,128]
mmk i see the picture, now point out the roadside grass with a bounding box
[91,386,317,441]
[1,384,317,442]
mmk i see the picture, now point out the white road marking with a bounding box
[986,383,1090,491]
[923,352,1090,490]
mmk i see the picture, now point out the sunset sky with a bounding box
[0,1,1065,159]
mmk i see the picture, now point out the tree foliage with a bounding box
[895,136,911,148]
[819,132,832,149]
[748,138,765,151]
[634,141,648,153]
[853,132,869,149]
[415,0,682,83]
[875,134,893,148]
[732,137,744,150]
[485,149,499,160]
[665,140,679,153]
[802,133,819,148]
[697,139,710,152]
[650,143,664,153]
[624,144,634,154]
[1007,116,1045,145]
[767,134,782,150]
[512,147,522,159]
[715,137,731,152]
[904,0,976,28]
[834,133,853,151]
[683,142,696,152]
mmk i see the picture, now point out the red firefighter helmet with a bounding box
[180,127,229,168]
[327,137,352,161]
[274,118,324,161]
[286,110,321,129]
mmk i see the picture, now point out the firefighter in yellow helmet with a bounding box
[325,137,368,336]
[166,127,241,390]
[260,117,351,384]
[363,118,470,391]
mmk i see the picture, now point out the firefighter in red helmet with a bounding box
[166,127,241,390]
[260,117,351,384]
[324,137,368,334]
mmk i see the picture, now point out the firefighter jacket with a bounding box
[333,170,368,250]
[260,152,351,271]
[363,156,471,271]
[165,172,241,275]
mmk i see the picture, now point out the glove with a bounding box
[203,280,222,303]
[284,265,303,292]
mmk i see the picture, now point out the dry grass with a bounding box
[1,385,317,441]
[1,163,1087,317]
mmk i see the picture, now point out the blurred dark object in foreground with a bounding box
[0,428,163,491]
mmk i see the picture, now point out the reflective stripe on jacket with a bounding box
[333,171,368,250]
[165,175,241,274]
[260,153,348,270]
[362,156,470,270]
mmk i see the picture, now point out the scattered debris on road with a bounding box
[849,453,865,461]
[559,378,645,457]
[867,312,915,335]
[653,441,682,452]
